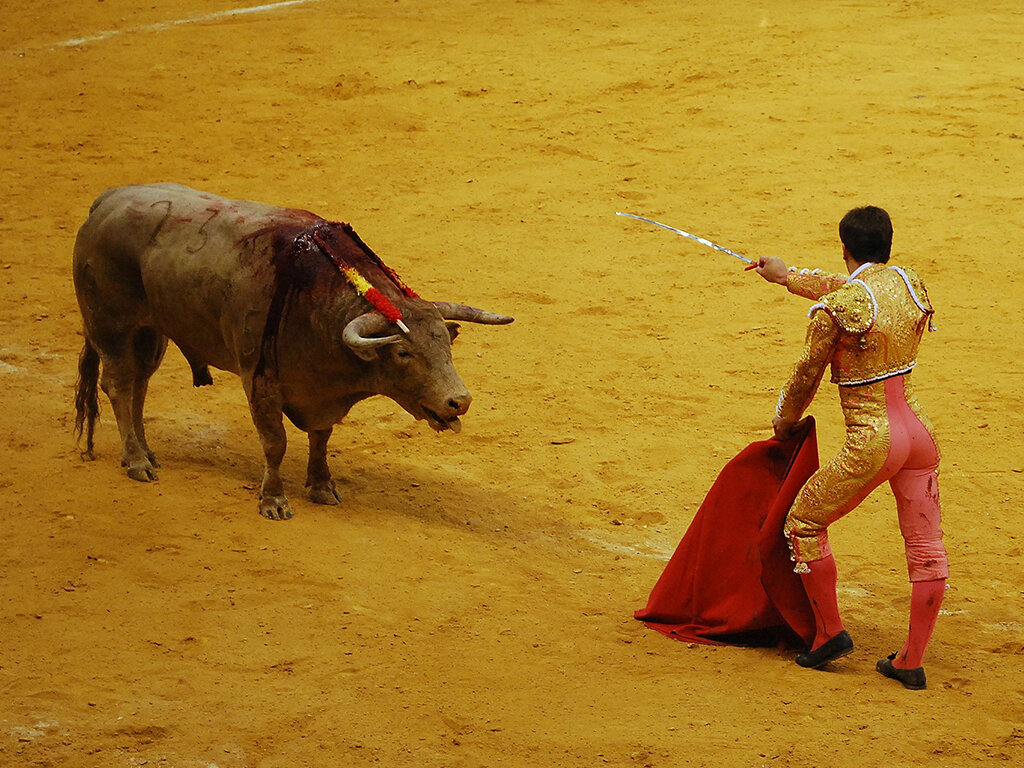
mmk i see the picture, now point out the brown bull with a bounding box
[72,183,513,519]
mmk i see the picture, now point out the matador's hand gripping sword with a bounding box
[616,212,758,269]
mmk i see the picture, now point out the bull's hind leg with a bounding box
[131,327,168,469]
[306,427,342,505]
[97,327,164,482]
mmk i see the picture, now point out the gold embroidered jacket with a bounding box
[777,263,935,422]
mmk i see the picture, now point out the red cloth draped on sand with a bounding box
[634,419,819,648]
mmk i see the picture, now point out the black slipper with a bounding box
[795,630,854,669]
[876,653,926,690]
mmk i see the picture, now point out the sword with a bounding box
[616,212,757,268]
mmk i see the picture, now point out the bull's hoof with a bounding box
[124,458,158,482]
[309,481,342,506]
[259,495,293,520]
[192,365,214,387]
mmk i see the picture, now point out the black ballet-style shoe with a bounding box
[795,630,854,669]
[876,653,927,690]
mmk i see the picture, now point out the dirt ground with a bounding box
[2,1,1023,766]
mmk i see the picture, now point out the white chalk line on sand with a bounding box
[52,0,325,49]
[578,531,673,561]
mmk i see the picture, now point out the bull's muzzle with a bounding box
[425,391,471,433]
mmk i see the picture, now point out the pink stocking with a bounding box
[799,555,844,650]
[894,578,945,669]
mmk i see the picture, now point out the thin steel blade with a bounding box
[616,212,755,265]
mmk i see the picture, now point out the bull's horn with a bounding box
[433,302,514,324]
[342,312,403,350]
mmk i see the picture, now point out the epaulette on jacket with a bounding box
[890,264,935,317]
[809,280,876,334]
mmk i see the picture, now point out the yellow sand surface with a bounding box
[2,1,1022,765]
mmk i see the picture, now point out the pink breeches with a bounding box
[785,375,949,582]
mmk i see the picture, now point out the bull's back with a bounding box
[80,183,305,259]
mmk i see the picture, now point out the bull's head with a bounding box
[342,300,513,433]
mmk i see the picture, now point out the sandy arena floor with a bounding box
[2,1,1023,766]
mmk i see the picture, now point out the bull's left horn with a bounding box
[433,302,514,324]
[342,311,403,351]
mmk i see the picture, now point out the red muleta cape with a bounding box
[634,420,819,648]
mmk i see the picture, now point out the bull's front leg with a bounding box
[306,427,341,505]
[245,373,292,520]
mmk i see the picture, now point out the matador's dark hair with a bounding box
[839,206,892,263]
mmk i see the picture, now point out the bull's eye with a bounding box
[396,348,413,359]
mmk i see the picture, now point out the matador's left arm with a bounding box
[776,310,841,423]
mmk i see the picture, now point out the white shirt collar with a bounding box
[847,261,875,282]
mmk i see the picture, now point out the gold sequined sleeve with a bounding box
[786,269,847,301]
[776,310,840,422]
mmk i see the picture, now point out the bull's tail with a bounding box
[74,337,100,460]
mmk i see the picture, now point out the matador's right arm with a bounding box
[785,268,848,301]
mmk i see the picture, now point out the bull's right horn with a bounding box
[342,311,403,352]
[433,302,515,325]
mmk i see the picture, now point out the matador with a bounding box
[756,205,948,690]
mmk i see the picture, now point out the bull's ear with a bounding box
[445,321,461,343]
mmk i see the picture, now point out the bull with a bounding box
[72,183,513,519]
